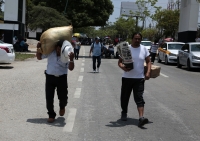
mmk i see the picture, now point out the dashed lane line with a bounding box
[78,76,83,81]
[63,108,77,132]
[80,68,84,72]
[160,73,169,78]
[74,88,81,98]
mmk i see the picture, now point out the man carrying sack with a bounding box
[36,40,74,123]
[118,32,151,127]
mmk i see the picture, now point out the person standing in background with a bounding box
[74,38,81,60]
[150,39,159,64]
[195,35,200,42]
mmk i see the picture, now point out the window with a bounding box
[191,44,200,52]
[141,41,152,46]
[168,44,184,50]
[161,43,167,49]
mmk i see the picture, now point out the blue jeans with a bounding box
[92,56,101,70]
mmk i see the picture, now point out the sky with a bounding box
[108,0,170,27]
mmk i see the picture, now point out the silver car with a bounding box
[177,42,200,71]
[140,41,152,51]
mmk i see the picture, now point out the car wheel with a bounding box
[157,54,161,63]
[187,59,191,71]
[165,56,168,65]
[177,58,182,68]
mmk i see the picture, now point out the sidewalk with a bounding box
[15,47,37,54]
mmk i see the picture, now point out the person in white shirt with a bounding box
[150,39,159,63]
[195,35,200,42]
[36,40,74,123]
[74,38,81,60]
[118,32,151,127]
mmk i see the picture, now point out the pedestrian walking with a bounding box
[118,32,151,127]
[89,37,103,73]
[74,38,81,60]
[36,40,74,123]
[150,39,159,64]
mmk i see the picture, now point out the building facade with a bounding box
[0,0,25,44]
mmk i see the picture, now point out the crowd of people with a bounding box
[13,35,30,52]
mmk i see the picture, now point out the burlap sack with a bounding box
[144,63,161,78]
[40,26,73,55]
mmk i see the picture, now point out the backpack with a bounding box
[91,42,104,52]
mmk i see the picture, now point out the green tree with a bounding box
[135,0,161,30]
[152,9,180,38]
[30,0,114,28]
[114,17,136,40]
[0,0,4,12]
[141,28,158,41]
[28,6,70,31]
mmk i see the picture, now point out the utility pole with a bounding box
[136,16,139,32]
[177,0,180,10]
[64,0,68,15]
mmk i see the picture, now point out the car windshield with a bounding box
[168,44,184,50]
[141,42,151,46]
[191,44,200,52]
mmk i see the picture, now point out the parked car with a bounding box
[0,40,15,63]
[140,41,152,51]
[157,42,185,65]
[177,42,200,70]
[81,38,92,45]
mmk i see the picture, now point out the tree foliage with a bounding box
[152,9,180,38]
[114,17,136,39]
[29,0,113,28]
[135,0,161,30]
[141,28,158,40]
[28,6,70,31]
[0,0,4,12]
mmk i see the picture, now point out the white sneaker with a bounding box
[97,68,99,73]
[93,70,96,73]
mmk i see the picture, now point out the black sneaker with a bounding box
[138,117,149,127]
[121,113,127,121]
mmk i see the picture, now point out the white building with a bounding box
[0,0,25,44]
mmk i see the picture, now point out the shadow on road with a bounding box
[105,118,153,129]
[0,66,13,69]
[26,117,66,127]
[78,55,117,60]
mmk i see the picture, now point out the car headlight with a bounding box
[169,53,177,56]
[192,56,200,60]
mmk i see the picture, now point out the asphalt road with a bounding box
[0,46,200,141]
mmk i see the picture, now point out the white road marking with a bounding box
[78,76,83,81]
[160,73,169,78]
[80,68,84,72]
[74,88,81,98]
[81,63,84,66]
[63,108,77,132]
